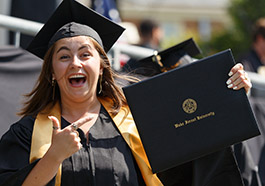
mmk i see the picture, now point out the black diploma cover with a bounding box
[123,49,260,173]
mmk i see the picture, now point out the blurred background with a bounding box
[1,0,265,58]
[1,1,265,185]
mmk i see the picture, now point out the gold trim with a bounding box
[30,102,61,186]
[31,98,162,186]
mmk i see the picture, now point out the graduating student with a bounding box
[0,0,252,185]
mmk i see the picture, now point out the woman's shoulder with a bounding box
[12,115,36,131]
[1,115,36,140]
[0,116,36,156]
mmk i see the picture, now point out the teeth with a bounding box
[69,74,85,79]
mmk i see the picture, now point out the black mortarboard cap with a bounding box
[122,38,201,77]
[27,0,125,59]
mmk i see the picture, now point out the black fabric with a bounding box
[234,142,262,186]
[0,115,39,185]
[238,49,263,73]
[157,161,193,186]
[0,107,144,186]
[61,106,144,186]
[245,97,265,185]
[48,22,103,49]
[192,147,243,186]
[0,160,42,186]
[157,147,244,186]
[122,38,201,77]
[135,38,201,68]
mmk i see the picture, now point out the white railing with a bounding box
[0,14,42,47]
[0,14,265,98]
[0,14,154,70]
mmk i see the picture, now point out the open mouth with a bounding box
[68,74,86,87]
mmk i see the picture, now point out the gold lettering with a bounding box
[174,112,215,129]
[175,122,184,128]
[197,112,215,120]
[185,117,197,124]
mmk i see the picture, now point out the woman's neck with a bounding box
[60,96,101,123]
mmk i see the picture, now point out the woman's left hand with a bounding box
[226,63,252,94]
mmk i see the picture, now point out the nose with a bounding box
[70,56,82,69]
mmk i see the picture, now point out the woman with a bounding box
[0,0,252,186]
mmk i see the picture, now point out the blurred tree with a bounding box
[199,0,265,59]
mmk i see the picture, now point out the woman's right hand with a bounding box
[22,115,93,186]
[48,115,93,163]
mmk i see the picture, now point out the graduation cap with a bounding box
[27,0,125,59]
[122,38,201,77]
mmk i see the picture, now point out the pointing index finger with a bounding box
[70,115,94,130]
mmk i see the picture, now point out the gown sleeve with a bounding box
[0,116,56,186]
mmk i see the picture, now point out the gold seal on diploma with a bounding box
[182,98,197,114]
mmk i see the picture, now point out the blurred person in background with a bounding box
[122,19,163,73]
[238,18,265,75]
[138,19,163,51]
[237,17,265,186]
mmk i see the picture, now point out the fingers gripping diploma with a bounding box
[48,116,93,162]
[226,63,252,94]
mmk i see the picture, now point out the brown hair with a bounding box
[18,37,136,117]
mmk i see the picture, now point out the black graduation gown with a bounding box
[0,106,145,186]
[0,105,244,186]
[238,49,263,73]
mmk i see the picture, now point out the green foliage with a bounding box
[200,0,265,59]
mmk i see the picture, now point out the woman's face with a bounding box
[52,36,102,103]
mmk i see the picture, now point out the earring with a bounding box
[98,75,103,95]
[52,77,56,100]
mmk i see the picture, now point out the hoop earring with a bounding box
[98,75,103,95]
[52,77,56,100]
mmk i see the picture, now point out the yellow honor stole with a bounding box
[30,98,162,186]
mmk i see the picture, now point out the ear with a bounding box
[99,67,103,76]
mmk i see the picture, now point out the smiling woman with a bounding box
[0,0,252,186]
[51,36,102,105]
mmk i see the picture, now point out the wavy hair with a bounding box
[18,37,138,117]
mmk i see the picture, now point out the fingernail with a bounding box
[89,116,94,120]
[227,84,233,88]
[233,86,238,90]
[226,79,232,84]
[228,71,233,76]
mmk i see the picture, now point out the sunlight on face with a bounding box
[52,36,102,103]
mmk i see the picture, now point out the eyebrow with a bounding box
[56,46,70,54]
[79,44,93,51]
[56,44,93,54]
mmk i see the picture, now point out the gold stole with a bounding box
[30,98,162,186]
[29,102,62,185]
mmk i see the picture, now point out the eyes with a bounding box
[59,55,69,60]
[58,52,92,61]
